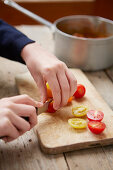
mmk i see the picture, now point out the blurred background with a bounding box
[0,0,113,26]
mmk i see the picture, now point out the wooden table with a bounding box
[0,25,113,170]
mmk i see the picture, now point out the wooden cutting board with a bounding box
[15,69,113,154]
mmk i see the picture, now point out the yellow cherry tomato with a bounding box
[72,105,88,117]
[46,82,53,98]
[68,118,87,129]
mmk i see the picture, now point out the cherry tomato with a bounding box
[88,121,106,134]
[68,96,73,103]
[46,82,52,98]
[68,118,87,129]
[47,101,56,113]
[72,105,88,117]
[87,110,104,122]
[73,84,86,98]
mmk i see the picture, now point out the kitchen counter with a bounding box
[0,25,113,170]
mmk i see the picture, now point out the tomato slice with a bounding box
[88,121,106,134]
[73,84,86,98]
[72,105,88,117]
[68,118,87,129]
[47,101,56,113]
[87,110,104,121]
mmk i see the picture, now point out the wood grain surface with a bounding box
[16,69,113,154]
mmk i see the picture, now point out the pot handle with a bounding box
[3,0,54,28]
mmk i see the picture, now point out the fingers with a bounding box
[2,137,8,143]
[3,137,15,143]
[0,118,19,141]
[47,74,61,110]
[0,95,39,143]
[34,75,47,103]
[65,69,77,96]
[9,111,31,133]
[57,69,70,107]
[0,108,33,143]
[43,63,77,110]
[11,103,37,128]
[8,95,38,107]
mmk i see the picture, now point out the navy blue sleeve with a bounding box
[0,19,35,63]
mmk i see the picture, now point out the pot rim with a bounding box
[53,15,113,41]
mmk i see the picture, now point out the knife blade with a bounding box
[0,98,53,139]
[36,98,53,115]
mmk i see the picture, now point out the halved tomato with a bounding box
[87,110,104,121]
[72,105,88,117]
[73,84,86,98]
[68,118,87,129]
[88,121,106,134]
[47,101,56,113]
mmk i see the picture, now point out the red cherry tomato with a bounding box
[47,101,56,113]
[88,121,106,134]
[73,84,86,98]
[87,110,104,122]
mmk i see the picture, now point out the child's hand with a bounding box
[0,95,41,142]
[21,42,77,110]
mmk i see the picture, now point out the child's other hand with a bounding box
[0,95,41,142]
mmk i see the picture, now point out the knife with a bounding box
[36,98,53,115]
[0,98,53,139]
[23,98,53,121]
